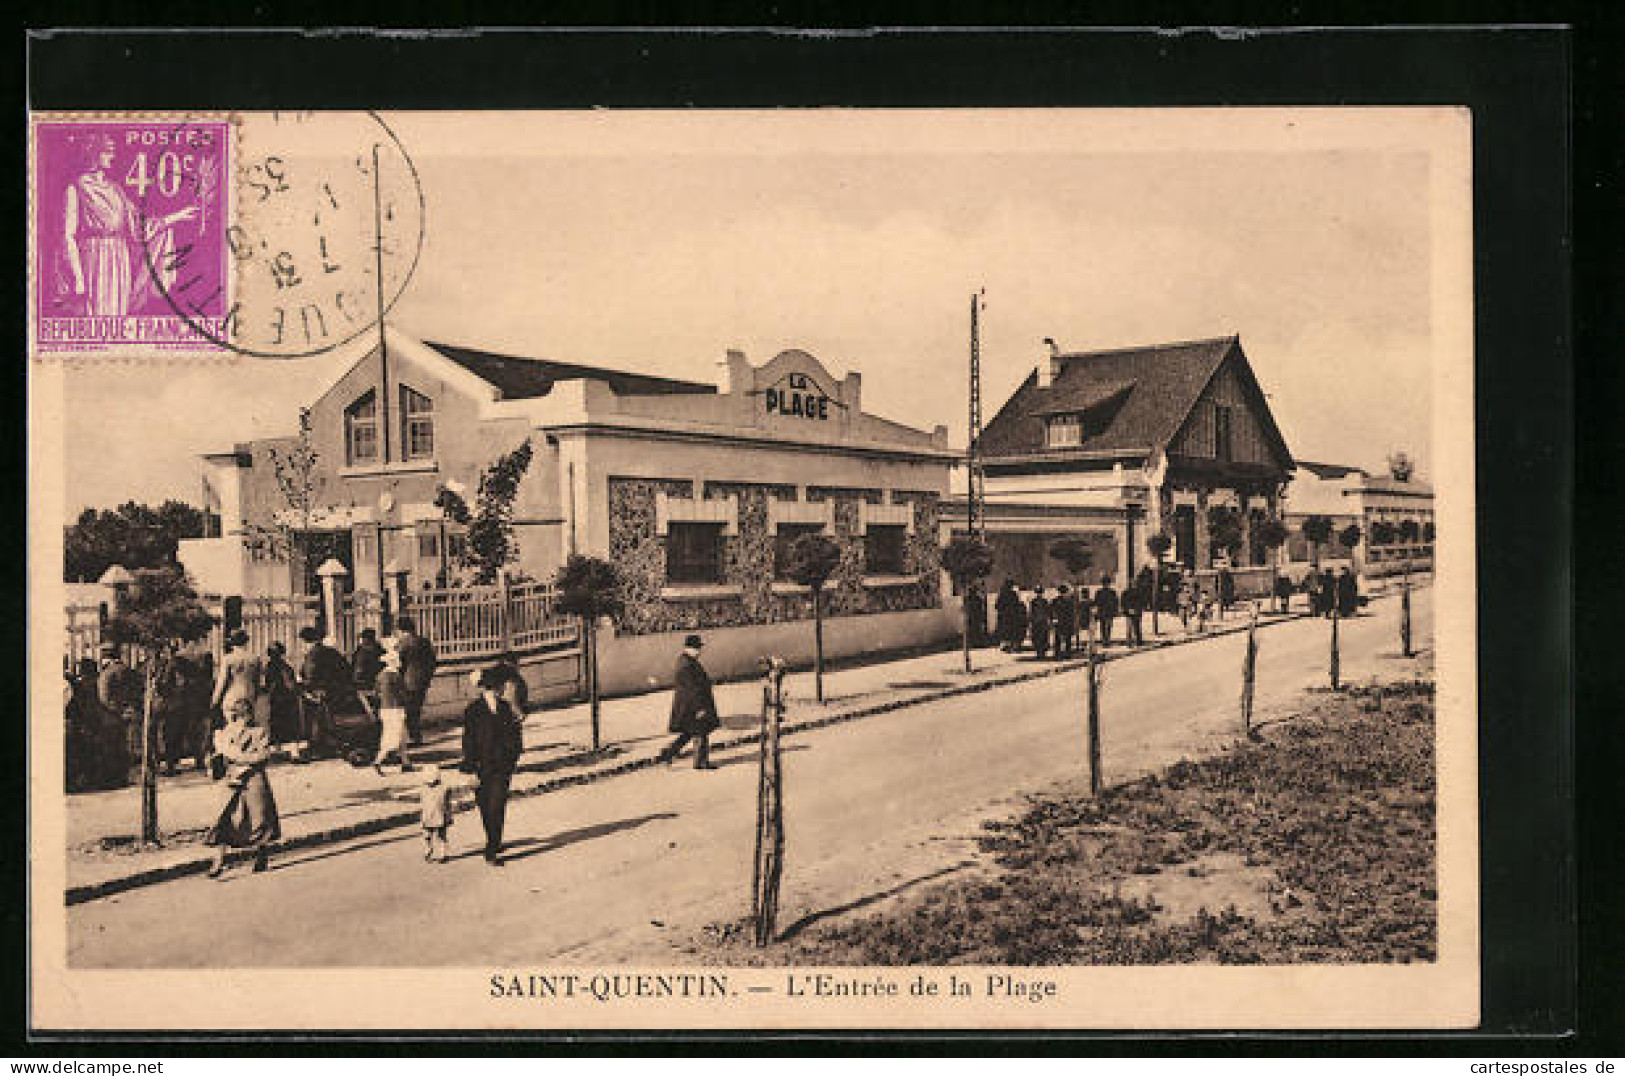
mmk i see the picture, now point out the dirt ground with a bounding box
[696,659,1438,966]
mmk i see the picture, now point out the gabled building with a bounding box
[1281,460,1435,579]
[950,335,1296,589]
[181,328,958,690]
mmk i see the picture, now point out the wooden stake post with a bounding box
[752,656,788,946]
[1329,603,1342,691]
[1241,604,1259,738]
[1085,627,1102,796]
[1400,566,1414,658]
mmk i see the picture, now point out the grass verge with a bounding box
[702,675,1437,965]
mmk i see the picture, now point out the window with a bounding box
[1046,413,1083,448]
[400,385,434,461]
[1215,405,1233,462]
[774,523,827,581]
[418,530,441,560]
[667,522,724,584]
[864,524,907,576]
[345,391,379,464]
[447,531,468,561]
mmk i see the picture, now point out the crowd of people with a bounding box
[989,563,1363,656]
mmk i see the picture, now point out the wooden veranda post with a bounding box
[752,656,788,946]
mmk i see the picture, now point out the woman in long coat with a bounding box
[1028,589,1053,659]
[993,581,1023,653]
[206,699,282,878]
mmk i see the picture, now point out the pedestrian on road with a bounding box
[351,628,385,692]
[1320,568,1338,618]
[1028,589,1052,659]
[372,641,415,774]
[263,641,301,753]
[418,763,452,863]
[1094,579,1120,646]
[1077,581,1093,645]
[1178,570,1198,631]
[97,642,141,785]
[395,617,437,747]
[659,634,720,769]
[211,629,266,728]
[993,580,1022,653]
[1218,566,1236,617]
[205,699,282,879]
[1336,567,1359,618]
[1122,576,1145,646]
[297,627,350,759]
[495,652,529,716]
[461,667,524,865]
[1052,585,1077,658]
[1274,572,1294,614]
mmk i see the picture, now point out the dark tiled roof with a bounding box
[428,341,717,400]
[979,336,1239,458]
[1297,460,1368,480]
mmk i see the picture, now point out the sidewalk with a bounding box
[63,589,1409,904]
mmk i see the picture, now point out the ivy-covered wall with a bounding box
[607,476,943,636]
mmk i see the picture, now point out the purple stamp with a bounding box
[31,116,231,356]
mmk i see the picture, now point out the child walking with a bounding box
[419,763,451,862]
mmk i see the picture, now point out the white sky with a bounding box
[57,109,1457,514]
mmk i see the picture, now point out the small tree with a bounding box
[1049,537,1095,588]
[1208,505,1244,565]
[1422,520,1436,544]
[1145,530,1172,634]
[1370,520,1398,548]
[101,566,217,845]
[464,439,534,584]
[243,407,326,591]
[784,533,843,702]
[1337,522,1363,560]
[941,536,995,673]
[1253,517,1290,612]
[553,554,623,751]
[1301,514,1333,568]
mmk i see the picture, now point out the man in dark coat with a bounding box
[263,641,301,751]
[1094,580,1120,646]
[297,627,350,758]
[395,617,437,746]
[350,628,385,692]
[1027,589,1052,659]
[1319,568,1338,617]
[1122,577,1145,646]
[1274,572,1294,614]
[461,666,525,864]
[1051,585,1077,658]
[1217,567,1236,616]
[659,634,720,769]
[96,643,141,785]
[1336,567,1359,618]
[993,581,1023,653]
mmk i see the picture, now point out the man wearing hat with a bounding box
[95,642,142,784]
[461,665,524,864]
[658,634,719,770]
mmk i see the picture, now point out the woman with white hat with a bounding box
[371,639,415,774]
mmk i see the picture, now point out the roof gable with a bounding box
[979,336,1237,459]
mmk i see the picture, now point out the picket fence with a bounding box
[64,581,579,671]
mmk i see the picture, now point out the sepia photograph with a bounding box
[29,105,1478,1031]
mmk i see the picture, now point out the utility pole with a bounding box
[373,142,391,466]
[967,289,987,540]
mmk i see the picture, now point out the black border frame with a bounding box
[14,20,1585,1052]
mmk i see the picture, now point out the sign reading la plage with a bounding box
[764,372,833,421]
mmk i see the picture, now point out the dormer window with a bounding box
[400,385,434,461]
[345,391,378,465]
[1045,413,1083,448]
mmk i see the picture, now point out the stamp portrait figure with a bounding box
[60,133,198,317]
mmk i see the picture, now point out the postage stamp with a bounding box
[31,115,233,356]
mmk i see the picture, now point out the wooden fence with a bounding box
[65,581,578,671]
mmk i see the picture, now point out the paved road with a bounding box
[69,589,1431,968]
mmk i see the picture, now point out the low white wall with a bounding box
[593,605,960,698]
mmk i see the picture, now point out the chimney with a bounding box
[717,348,751,396]
[1037,338,1062,389]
